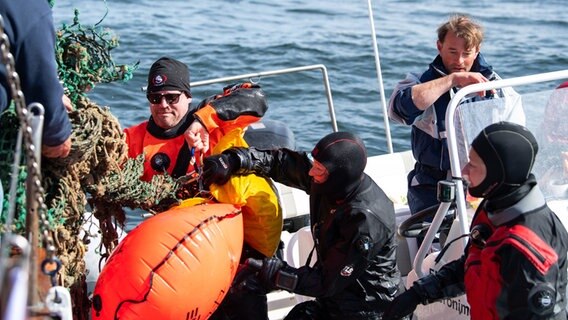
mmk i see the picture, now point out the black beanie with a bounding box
[468,121,538,198]
[147,57,191,96]
[310,132,367,195]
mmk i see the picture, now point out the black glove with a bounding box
[202,147,253,186]
[230,258,279,294]
[383,287,421,320]
[202,149,240,186]
[231,262,269,294]
[256,257,284,290]
[241,257,298,293]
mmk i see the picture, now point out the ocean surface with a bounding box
[52,0,568,156]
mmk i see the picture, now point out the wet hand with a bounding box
[42,137,71,158]
[185,121,209,154]
[62,94,73,112]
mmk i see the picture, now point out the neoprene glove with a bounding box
[230,258,278,294]
[202,154,233,186]
[203,147,253,186]
[256,257,284,290]
[231,262,269,294]
[382,286,421,320]
[202,149,241,186]
[243,257,298,292]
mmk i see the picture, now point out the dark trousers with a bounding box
[209,289,268,320]
[285,300,385,320]
[408,183,439,215]
[407,163,449,215]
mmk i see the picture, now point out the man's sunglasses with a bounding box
[147,93,183,105]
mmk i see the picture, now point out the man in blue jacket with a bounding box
[0,0,72,158]
[388,13,524,215]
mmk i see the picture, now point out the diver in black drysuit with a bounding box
[203,131,404,320]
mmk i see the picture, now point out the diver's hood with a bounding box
[468,121,538,198]
[310,132,367,197]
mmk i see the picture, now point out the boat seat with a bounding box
[395,207,418,277]
[281,227,315,304]
[364,150,415,210]
[274,182,310,224]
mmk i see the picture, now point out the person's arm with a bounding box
[388,73,423,125]
[495,237,562,318]
[202,146,313,192]
[410,76,455,110]
[238,205,393,298]
[412,254,466,301]
[413,72,492,110]
[389,71,493,127]
[19,8,72,156]
[383,254,467,319]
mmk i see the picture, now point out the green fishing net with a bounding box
[0,4,185,319]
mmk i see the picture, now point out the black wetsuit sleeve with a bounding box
[245,147,313,193]
[497,243,564,319]
[413,255,466,303]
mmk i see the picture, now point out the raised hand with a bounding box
[184,120,210,154]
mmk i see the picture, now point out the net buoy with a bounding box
[91,202,243,319]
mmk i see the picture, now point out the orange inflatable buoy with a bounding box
[91,203,243,320]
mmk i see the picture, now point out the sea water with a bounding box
[52,0,568,155]
[51,0,567,154]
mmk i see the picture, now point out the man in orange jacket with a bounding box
[124,57,282,319]
[125,56,267,182]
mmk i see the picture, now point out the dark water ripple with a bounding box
[52,0,568,155]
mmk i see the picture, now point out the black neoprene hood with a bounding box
[310,131,367,195]
[469,121,538,198]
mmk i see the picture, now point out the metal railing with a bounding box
[366,0,393,153]
[410,69,568,278]
[447,69,568,246]
[144,64,339,132]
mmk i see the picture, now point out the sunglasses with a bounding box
[147,93,183,105]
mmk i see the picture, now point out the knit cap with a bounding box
[147,57,191,96]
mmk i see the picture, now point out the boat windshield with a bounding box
[454,86,568,202]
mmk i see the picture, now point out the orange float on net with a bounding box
[91,202,243,320]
